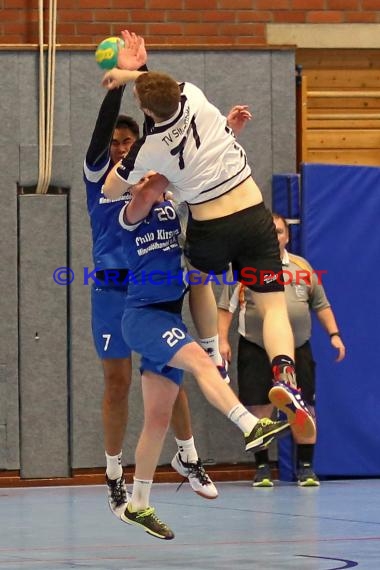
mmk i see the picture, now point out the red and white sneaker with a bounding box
[268,381,316,439]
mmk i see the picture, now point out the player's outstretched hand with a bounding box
[227,105,252,136]
[117,29,147,70]
[102,68,139,90]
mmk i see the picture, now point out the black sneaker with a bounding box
[121,503,175,540]
[252,463,274,488]
[297,463,320,487]
[245,418,290,451]
[106,474,128,519]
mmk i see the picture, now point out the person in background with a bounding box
[218,213,345,487]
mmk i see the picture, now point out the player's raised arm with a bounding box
[102,68,144,90]
[226,105,252,136]
[117,30,147,70]
[121,173,169,225]
[101,158,131,198]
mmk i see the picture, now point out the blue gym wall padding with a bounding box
[301,163,380,476]
[272,173,301,254]
[272,173,301,218]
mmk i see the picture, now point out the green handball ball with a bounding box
[95,36,124,70]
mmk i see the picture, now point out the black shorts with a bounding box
[237,336,316,407]
[184,202,283,292]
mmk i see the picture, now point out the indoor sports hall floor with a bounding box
[0,479,379,569]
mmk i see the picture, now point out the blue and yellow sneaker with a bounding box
[252,463,274,488]
[297,463,320,487]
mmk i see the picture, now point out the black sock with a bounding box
[297,443,314,467]
[254,448,270,466]
[271,354,295,370]
[271,355,296,386]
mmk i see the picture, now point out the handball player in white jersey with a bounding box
[102,31,317,441]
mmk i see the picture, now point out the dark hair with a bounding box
[115,115,140,138]
[135,72,180,120]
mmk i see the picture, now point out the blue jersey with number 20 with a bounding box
[119,200,187,307]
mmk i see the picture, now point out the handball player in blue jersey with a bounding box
[84,32,218,527]
[115,174,290,539]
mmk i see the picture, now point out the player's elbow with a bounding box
[103,175,123,199]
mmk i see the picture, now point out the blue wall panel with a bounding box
[301,163,380,476]
[272,173,301,254]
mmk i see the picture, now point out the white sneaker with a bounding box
[171,453,218,499]
[106,474,129,518]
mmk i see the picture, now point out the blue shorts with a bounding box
[121,306,193,385]
[91,286,132,359]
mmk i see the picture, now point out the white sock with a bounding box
[228,404,258,434]
[199,335,223,366]
[130,477,153,511]
[105,451,123,480]
[175,436,198,464]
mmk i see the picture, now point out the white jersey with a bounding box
[116,82,251,205]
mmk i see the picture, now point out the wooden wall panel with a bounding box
[297,49,380,167]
